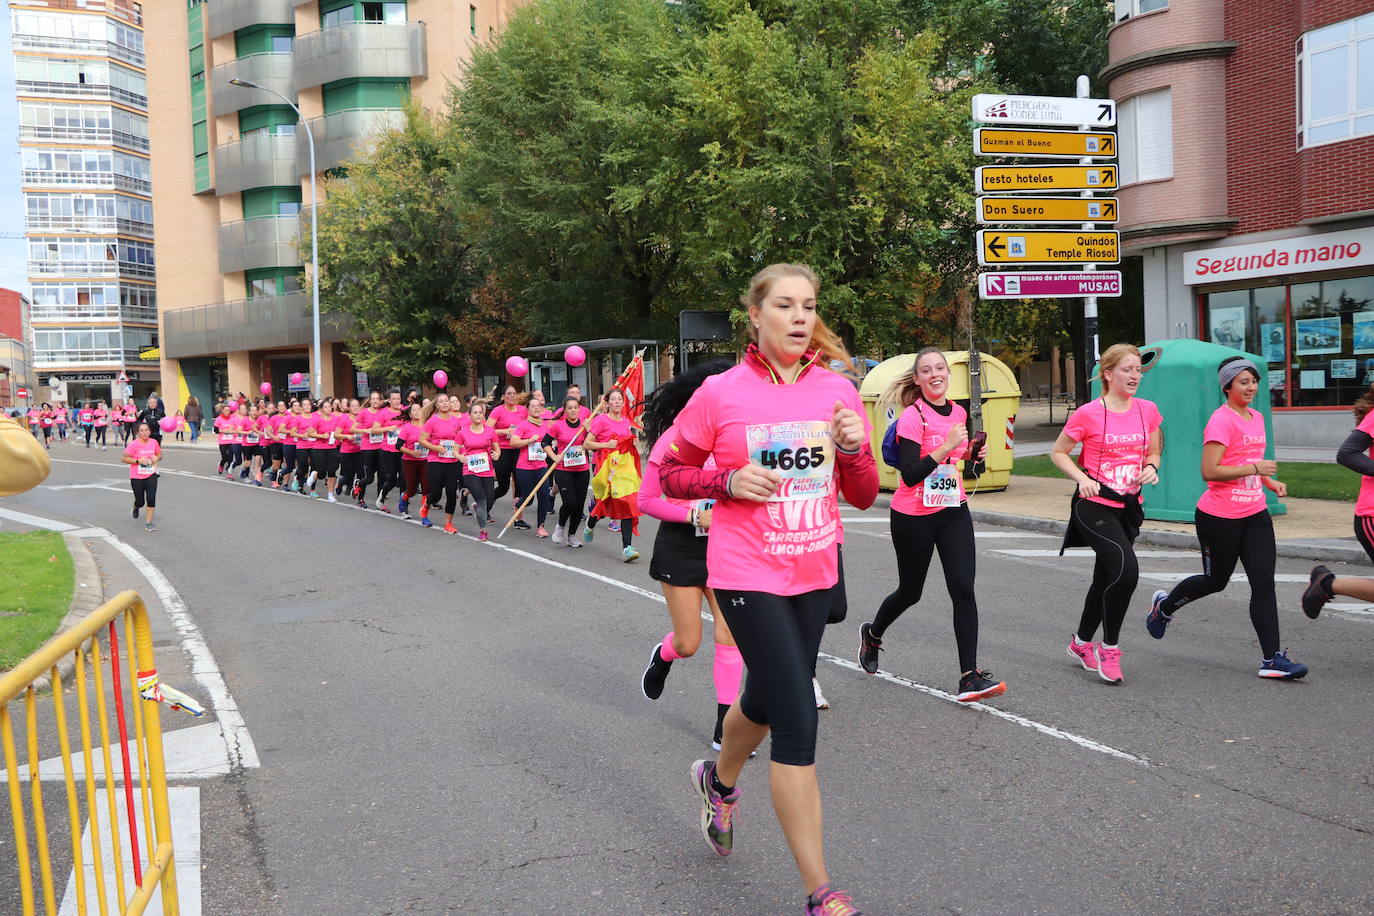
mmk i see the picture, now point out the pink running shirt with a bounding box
[489,404,527,448]
[889,400,969,517]
[1196,405,1268,519]
[590,415,634,471]
[1358,411,1374,517]
[397,421,427,460]
[673,363,870,596]
[459,425,499,477]
[293,412,317,449]
[422,415,464,463]
[1061,398,1163,509]
[546,417,590,470]
[124,438,160,479]
[514,419,551,470]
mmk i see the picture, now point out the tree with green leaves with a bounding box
[314,104,484,384]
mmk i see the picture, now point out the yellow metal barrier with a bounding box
[2,590,181,916]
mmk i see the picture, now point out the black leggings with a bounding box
[229,443,244,472]
[295,450,313,483]
[1072,498,1139,646]
[716,587,833,767]
[357,450,380,498]
[1356,515,1374,565]
[553,469,590,536]
[280,444,298,480]
[94,426,107,446]
[130,475,157,509]
[871,505,980,672]
[492,448,519,502]
[1161,508,1280,658]
[339,451,359,490]
[218,444,232,470]
[313,447,340,480]
[379,450,401,500]
[427,462,462,516]
[465,475,495,528]
[83,424,93,445]
[515,467,554,526]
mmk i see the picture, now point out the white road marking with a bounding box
[5,723,235,782]
[59,786,201,916]
[995,548,1197,559]
[1329,603,1374,616]
[0,506,78,531]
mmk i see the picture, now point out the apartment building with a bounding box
[0,287,35,408]
[1105,0,1374,445]
[148,0,522,410]
[11,0,159,407]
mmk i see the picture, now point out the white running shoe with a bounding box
[307,470,318,488]
[813,678,830,710]
[551,522,567,545]
[326,493,337,504]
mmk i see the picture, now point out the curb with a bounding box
[967,508,1367,565]
[20,533,106,694]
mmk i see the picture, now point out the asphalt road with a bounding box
[7,445,1374,914]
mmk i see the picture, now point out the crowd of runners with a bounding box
[78,262,1374,916]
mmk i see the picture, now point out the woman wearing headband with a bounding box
[1145,356,1306,679]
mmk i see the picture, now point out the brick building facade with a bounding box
[1105,0,1374,446]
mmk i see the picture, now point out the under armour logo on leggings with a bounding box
[733,597,745,607]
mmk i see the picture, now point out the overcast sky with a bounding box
[0,17,29,297]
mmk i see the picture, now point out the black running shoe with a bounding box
[132,504,139,519]
[641,643,672,700]
[858,622,882,674]
[956,668,1007,703]
[712,702,728,751]
[513,520,531,530]
[1302,565,1334,619]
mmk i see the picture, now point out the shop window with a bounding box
[1297,14,1374,147]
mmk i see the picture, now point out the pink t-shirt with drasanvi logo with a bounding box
[673,364,869,596]
[1197,405,1269,518]
[422,415,464,463]
[93,409,107,428]
[489,404,527,448]
[313,413,344,448]
[546,417,590,470]
[459,425,499,477]
[337,414,360,453]
[889,400,969,517]
[514,419,551,470]
[124,438,159,479]
[377,407,402,452]
[397,422,427,460]
[1061,398,1163,509]
[279,414,299,446]
[357,408,386,450]
[1355,412,1374,517]
[293,412,317,449]
[214,415,235,444]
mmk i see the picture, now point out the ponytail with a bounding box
[879,346,944,412]
[1354,384,1374,423]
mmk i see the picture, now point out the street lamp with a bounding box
[228,77,322,399]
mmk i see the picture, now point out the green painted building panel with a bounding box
[194,153,210,193]
[190,81,207,122]
[192,120,209,156]
[322,78,409,114]
[188,4,204,47]
[238,105,299,133]
[242,187,303,219]
[235,24,295,56]
[189,44,205,75]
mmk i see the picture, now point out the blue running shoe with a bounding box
[398,497,409,516]
[421,517,433,528]
[1258,650,1308,680]
[1145,589,1172,639]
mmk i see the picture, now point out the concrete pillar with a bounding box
[227,350,254,400]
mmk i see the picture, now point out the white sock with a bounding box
[1100,642,1118,649]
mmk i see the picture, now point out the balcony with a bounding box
[206,0,295,40]
[213,132,297,195]
[19,0,143,25]
[212,53,294,116]
[292,21,426,91]
[12,34,144,68]
[20,124,149,152]
[26,215,153,238]
[218,215,301,273]
[28,259,122,279]
[16,79,147,108]
[299,107,405,173]
[162,291,355,359]
[21,169,151,196]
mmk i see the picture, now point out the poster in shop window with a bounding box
[1353,313,1374,355]
[1294,316,1342,356]
[1261,323,1285,363]
[1331,359,1356,379]
[1209,306,1247,351]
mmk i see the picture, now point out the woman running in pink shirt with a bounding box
[419,393,465,533]
[122,420,161,531]
[660,264,877,915]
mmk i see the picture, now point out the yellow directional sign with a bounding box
[976,230,1120,266]
[976,164,1117,193]
[975,128,1116,159]
[977,196,1119,225]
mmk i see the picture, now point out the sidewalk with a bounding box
[959,474,1364,564]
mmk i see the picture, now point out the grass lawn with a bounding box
[0,531,76,671]
[1011,454,1359,501]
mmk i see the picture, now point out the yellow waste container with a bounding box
[860,351,1022,492]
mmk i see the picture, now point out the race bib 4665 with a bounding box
[746,421,832,502]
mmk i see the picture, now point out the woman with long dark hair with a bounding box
[1304,383,1374,616]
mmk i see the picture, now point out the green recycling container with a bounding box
[1090,338,1285,522]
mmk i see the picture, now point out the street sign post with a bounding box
[972,93,1116,127]
[975,128,1115,159]
[977,230,1120,266]
[979,271,1123,299]
[976,164,1116,193]
[977,196,1118,225]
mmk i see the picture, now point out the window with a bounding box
[1203,274,1374,408]
[271,35,293,52]
[1114,0,1166,21]
[1296,14,1374,147]
[322,5,356,27]
[1117,88,1172,186]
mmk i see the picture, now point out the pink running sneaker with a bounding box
[478,530,489,542]
[806,884,864,915]
[536,525,549,538]
[1067,637,1098,672]
[1095,644,1123,684]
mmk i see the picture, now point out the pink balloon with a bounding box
[564,345,586,367]
[433,369,449,389]
[159,415,177,433]
[505,356,529,378]
[260,382,272,396]
[289,372,304,386]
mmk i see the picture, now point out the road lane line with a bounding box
[0,506,78,531]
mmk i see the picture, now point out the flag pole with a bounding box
[498,349,645,539]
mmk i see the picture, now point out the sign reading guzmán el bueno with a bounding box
[1184,227,1374,285]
